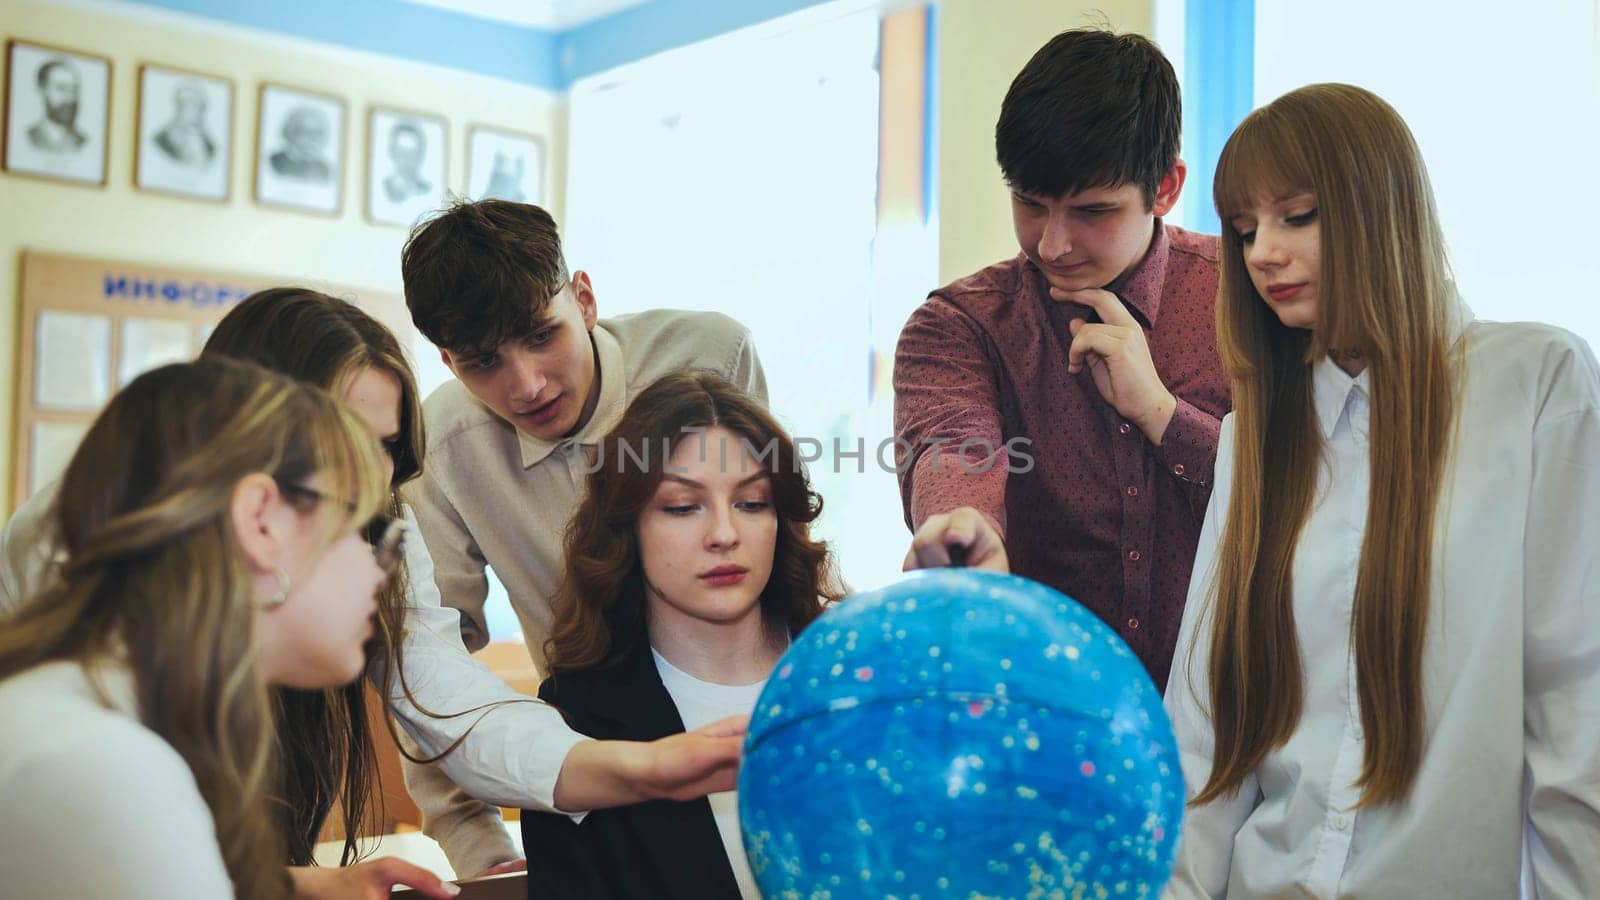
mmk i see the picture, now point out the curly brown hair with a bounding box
[546,371,842,673]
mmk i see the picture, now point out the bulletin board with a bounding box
[13,250,411,511]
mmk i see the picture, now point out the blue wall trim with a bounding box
[126,0,563,89]
[556,0,830,85]
[921,4,937,228]
[125,0,857,90]
[1183,0,1253,234]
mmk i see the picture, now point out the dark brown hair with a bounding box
[204,288,424,488]
[401,199,571,356]
[546,371,841,672]
[202,288,426,865]
[996,28,1181,206]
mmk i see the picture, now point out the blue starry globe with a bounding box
[738,569,1183,898]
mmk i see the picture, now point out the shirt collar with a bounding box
[517,322,627,469]
[1106,217,1173,328]
[1312,356,1370,440]
[1310,286,1474,440]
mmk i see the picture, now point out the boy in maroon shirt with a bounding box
[895,29,1229,689]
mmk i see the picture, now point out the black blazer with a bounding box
[522,641,743,900]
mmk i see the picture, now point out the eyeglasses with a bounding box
[276,480,408,574]
[362,515,408,574]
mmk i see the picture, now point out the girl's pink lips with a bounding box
[698,565,749,586]
[1267,282,1306,302]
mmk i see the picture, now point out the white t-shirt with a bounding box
[652,648,767,900]
[0,659,235,898]
[0,490,584,876]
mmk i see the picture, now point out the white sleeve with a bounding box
[0,480,62,619]
[386,505,586,815]
[394,725,520,877]
[1163,415,1259,899]
[404,464,493,652]
[0,735,235,899]
[1522,340,1600,900]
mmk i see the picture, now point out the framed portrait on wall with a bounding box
[254,83,345,215]
[366,107,446,228]
[466,125,542,204]
[135,64,233,201]
[3,39,112,186]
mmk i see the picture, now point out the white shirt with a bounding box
[1164,316,1600,899]
[0,660,235,899]
[653,648,767,900]
[387,505,585,872]
[0,491,584,877]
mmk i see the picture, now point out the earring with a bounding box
[261,567,291,610]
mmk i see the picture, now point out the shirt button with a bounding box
[1125,485,1139,497]
[1127,618,1140,630]
[1127,550,1141,562]
[1332,813,1353,832]
[1118,423,1131,435]
[1172,464,1186,476]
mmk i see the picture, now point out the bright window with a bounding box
[565,2,913,595]
[1209,0,1600,348]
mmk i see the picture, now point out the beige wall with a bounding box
[934,0,1152,285]
[0,0,1166,508]
[0,0,566,509]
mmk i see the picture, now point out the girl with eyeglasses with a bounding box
[0,359,459,899]
[0,289,750,890]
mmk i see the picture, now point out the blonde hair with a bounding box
[0,359,387,899]
[1195,83,1460,808]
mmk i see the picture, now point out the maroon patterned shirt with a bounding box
[893,222,1229,690]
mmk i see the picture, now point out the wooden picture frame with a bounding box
[135,62,234,202]
[254,82,346,216]
[466,124,543,204]
[366,105,447,228]
[2,38,112,187]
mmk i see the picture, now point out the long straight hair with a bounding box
[202,288,494,865]
[0,359,388,899]
[203,289,424,864]
[1196,84,1460,808]
[546,371,842,673]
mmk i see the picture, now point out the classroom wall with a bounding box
[0,0,567,510]
[934,0,1154,285]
